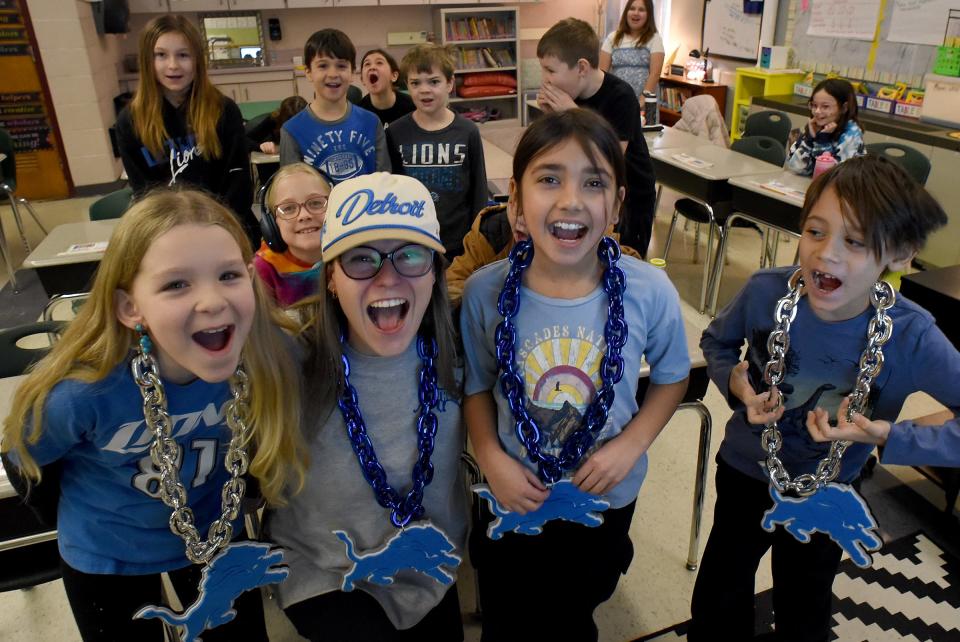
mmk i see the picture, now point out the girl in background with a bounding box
[2,190,306,641]
[786,78,865,176]
[359,49,415,126]
[245,95,308,154]
[599,0,665,99]
[116,15,259,247]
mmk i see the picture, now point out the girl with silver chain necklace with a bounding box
[266,172,467,641]
[1,190,305,641]
[689,156,958,642]
[460,110,690,641]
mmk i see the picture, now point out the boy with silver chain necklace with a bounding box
[688,156,958,641]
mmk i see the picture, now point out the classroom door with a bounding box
[0,0,71,200]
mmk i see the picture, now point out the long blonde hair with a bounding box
[131,15,225,160]
[2,190,307,505]
[295,257,459,444]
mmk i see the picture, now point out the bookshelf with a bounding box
[731,67,804,141]
[657,74,727,127]
[436,7,521,123]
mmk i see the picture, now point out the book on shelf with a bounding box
[445,16,515,41]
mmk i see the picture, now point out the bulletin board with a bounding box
[788,0,939,85]
[701,0,763,60]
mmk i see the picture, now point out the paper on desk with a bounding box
[58,241,108,256]
[672,153,714,169]
[753,180,806,200]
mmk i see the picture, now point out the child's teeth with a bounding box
[370,298,405,308]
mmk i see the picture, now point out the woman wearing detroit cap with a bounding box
[266,172,467,640]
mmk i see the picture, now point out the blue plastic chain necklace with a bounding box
[337,334,440,528]
[494,237,628,484]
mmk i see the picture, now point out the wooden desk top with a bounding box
[23,219,119,268]
[643,127,705,151]
[250,151,280,165]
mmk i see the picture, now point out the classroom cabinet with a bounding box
[167,0,228,10]
[163,0,285,9]
[211,71,295,103]
[286,0,378,6]
[227,0,286,8]
[128,0,168,12]
[437,6,521,123]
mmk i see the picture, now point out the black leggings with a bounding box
[59,557,268,642]
[284,584,463,642]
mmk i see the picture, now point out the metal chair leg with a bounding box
[698,221,715,313]
[707,216,737,317]
[692,223,701,263]
[0,210,19,293]
[18,197,47,235]
[661,209,680,261]
[681,401,713,571]
[3,188,30,254]
[770,231,781,266]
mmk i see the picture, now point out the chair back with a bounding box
[675,95,730,147]
[0,321,64,379]
[743,110,792,147]
[731,135,786,166]
[864,142,931,185]
[243,112,271,137]
[89,186,134,221]
[0,126,16,189]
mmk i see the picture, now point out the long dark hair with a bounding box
[810,78,861,141]
[270,95,307,140]
[613,0,658,48]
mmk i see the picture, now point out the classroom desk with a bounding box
[643,127,703,151]
[250,150,280,194]
[23,220,119,297]
[706,171,812,316]
[900,265,960,513]
[650,145,783,312]
[636,316,712,570]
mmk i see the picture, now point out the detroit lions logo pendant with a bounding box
[335,522,461,591]
[134,542,289,642]
[473,479,610,540]
[761,483,882,568]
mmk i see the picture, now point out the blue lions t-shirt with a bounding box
[280,103,386,183]
[20,363,242,574]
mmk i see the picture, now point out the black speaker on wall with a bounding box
[268,19,282,41]
[92,0,130,35]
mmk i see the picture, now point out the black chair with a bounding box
[88,186,134,221]
[0,126,48,292]
[662,136,786,312]
[743,110,793,148]
[0,320,65,593]
[865,142,931,185]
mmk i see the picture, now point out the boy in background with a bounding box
[281,29,390,182]
[387,44,488,260]
[536,18,657,258]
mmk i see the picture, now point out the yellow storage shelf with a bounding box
[731,67,804,141]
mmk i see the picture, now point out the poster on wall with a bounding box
[889,0,954,45]
[0,93,52,149]
[806,0,882,41]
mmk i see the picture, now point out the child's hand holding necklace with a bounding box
[729,361,785,426]
[573,432,647,495]
[481,449,549,515]
[806,397,891,446]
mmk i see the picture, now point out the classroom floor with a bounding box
[0,122,953,641]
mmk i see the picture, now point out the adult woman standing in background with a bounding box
[599,0,665,100]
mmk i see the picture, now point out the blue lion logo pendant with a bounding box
[134,542,289,642]
[473,479,610,540]
[335,522,462,591]
[761,483,882,568]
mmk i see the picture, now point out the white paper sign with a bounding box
[807,0,883,40]
[889,0,955,45]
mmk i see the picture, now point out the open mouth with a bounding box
[367,71,380,86]
[297,226,320,235]
[367,298,409,332]
[192,325,233,351]
[550,221,588,241]
[811,270,842,293]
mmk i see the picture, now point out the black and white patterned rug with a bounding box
[635,531,960,641]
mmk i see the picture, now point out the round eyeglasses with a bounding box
[274,196,328,220]
[339,244,435,280]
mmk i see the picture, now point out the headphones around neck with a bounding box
[257,167,333,254]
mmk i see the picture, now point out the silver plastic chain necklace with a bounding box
[760,268,895,496]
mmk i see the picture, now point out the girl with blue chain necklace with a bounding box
[266,172,467,641]
[460,109,690,641]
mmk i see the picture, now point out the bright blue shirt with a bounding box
[883,418,960,468]
[461,254,690,508]
[21,362,241,575]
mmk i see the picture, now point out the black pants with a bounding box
[284,585,463,642]
[470,498,636,642]
[688,459,845,642]
[618,184,656,259]
[60,556,268,641]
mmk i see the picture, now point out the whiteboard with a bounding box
[806,0,883,41]
[889,0,955,45]
[701,0,762,60]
